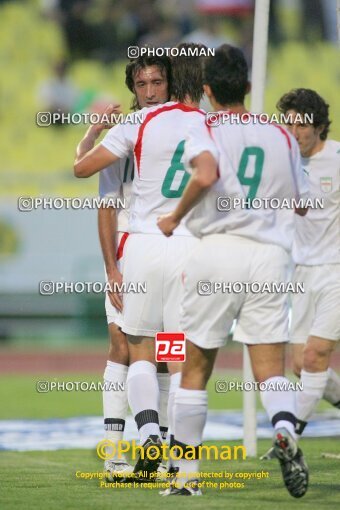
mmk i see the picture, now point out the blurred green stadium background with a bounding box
[0,0,339,344]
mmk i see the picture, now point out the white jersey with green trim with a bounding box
[292,139,340,265]
[100,101,205,236]
[98,156,134,233]
[184,113,309,253]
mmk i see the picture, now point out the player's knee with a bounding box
[303,343,331,372]
[181,363,207,390]
[108,325,129,364]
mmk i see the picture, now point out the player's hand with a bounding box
[88,103,122,139]
[157,213,179,237]
[107,266,123,312]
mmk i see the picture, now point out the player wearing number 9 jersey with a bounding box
[157,44,310,498]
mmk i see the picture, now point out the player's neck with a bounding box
[214,101,247,114]
[172,95,199,109]
[304,138,325,158]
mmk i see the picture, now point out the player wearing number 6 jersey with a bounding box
[76,55,172,480]
[158,44,310,498]
[74,44,206,480]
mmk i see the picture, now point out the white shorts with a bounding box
[104,232,129,326]
[290,264,340,344]
[180,235,290,349]
[121,233,198,336]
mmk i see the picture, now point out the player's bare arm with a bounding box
[98,206,123,312]
[74,104,121,178]
[157,151,218,236]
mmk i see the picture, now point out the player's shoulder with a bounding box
[144,101,204,119]
[138,101,177,118]
[323,139,340,156]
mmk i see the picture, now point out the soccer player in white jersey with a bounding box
[74,44,206,479]
[158,45,309,497]
[277,89,340,434]
[76,55,171,479]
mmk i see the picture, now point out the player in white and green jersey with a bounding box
[77,55,171,480]
[277,88,340,434]
[158,44,309,498]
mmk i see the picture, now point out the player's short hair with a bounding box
[125,53,172,110]
[170,43,206,103]
[277,88,331,140]
[203,44,248,105]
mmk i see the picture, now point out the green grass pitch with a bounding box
[1,440,339,510]
[0,373,339,509]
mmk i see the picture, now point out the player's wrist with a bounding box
[172,211,182,223]
[86,124,103,140]
[106,264,119,277]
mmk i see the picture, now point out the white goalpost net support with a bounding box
[243,0,270,458]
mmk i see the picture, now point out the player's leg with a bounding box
[291,265,340,417]
[296,336,338,434]
[162,235,199,475]
[102,293,133,478]
[122,233,164,448]
[248,343,297,438]
[156,362,170,442]
[291,344,304,377]
[156,361,170,476]
[163,235,237,496]
[235,242,308,498]
[162,342,218,496]
[126,336,165,478]
[127,336,161,443]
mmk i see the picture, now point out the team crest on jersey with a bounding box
[320,177,332,193]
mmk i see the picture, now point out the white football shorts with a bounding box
[290,264,340,344]
[180,234,291,349]
[121,233,198,337]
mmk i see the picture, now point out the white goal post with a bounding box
[243,0,270,458]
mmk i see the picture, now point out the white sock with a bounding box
[260,376,297,439]
[323,368,340,408]
[174,388,208,487]
[167,372,181,467]
[103,361,128,460]
[127,361,160,444]
[297,369,329,422]
[157,372,170,440]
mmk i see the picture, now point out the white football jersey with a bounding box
[98,156,134,233]
[292,139,340,265]
[101,102,205,235]
[184,113,309,252]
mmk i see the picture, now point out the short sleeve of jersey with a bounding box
[98,162,122,202]
[184,116,219,169]
[101,120,138,159]
[290,136,309,201]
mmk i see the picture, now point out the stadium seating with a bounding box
[0,1,339,197]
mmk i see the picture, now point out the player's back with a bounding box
[131,103,205,235]
[186,115,308,252]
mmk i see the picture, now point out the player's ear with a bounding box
[245,81,251,95]
[315,124,325,138]
[203,84,212,99]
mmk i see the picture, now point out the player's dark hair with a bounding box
[203,44,249,105]
[170,43,206,103]
[277,88,331,140]
[125,53,171,110]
